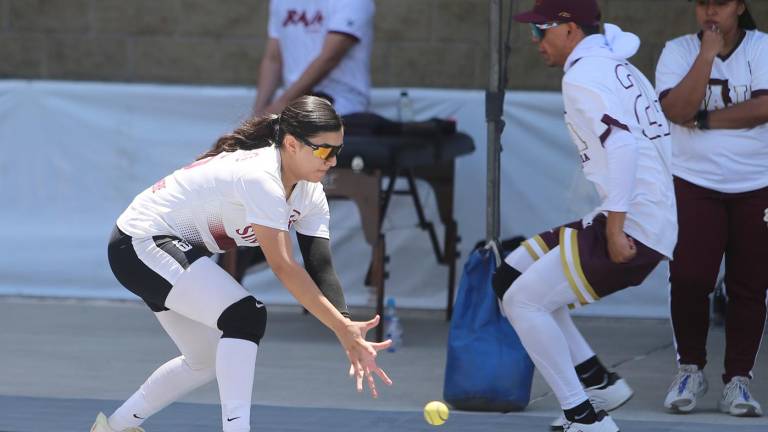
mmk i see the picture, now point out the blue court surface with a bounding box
[1,395,767,432]
[0,298,765,432]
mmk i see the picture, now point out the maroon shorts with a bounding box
[520,214,664,305]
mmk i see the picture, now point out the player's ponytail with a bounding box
[196,115,279,161]
[196,95,342,161]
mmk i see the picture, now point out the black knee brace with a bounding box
[216,296,267,344]
[492,262,522,300]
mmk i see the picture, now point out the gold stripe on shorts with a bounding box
[560,228,587,305]
[522,240,539,261]
[569,229,600,302]
[533,235,550,254]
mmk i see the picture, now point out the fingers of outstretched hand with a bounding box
[373,366,393,386]
[363,315,380,331]
[345,350,364,391]
[353,361,365,393]
[345,338,394,398]
[361,340,378,357]
[370,340,392,352]
[365,367,379,398]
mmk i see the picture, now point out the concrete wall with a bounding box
[0,0,765,90]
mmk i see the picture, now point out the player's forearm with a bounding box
[707,96,768,129]
[297,233,349,318]
[271,260,348,333]
[253,58,283,114]
[605,211,628,237]
[661,53,716,124]
[273,56,341,107]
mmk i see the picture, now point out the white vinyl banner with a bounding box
[0,80,670,317]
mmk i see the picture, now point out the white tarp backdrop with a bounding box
[0,80,670,317]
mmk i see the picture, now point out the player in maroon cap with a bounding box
[494,1,678,431]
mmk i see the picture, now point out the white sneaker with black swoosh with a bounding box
[550,372,633,431]
[563,410,619,432]
[90,412,145,432]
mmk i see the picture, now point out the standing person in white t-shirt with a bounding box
[253,0,375,116]
[506,1,678,431]
[655,0,767,417]
[90,96,392,432]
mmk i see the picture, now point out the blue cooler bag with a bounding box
[443,245,534,412]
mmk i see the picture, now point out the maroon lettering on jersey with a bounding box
[709,78,732,107]
[283,9,323,28]
[614,63,636,90]
[236,225,252,236]
[151,177,166,193]
[235,225,259,244]
[288,209,301,229]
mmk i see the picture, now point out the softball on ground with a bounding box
[423,400,449,426]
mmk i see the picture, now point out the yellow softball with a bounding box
[423,400,450,426]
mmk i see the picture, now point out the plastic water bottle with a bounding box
[397,90,414,123]
[351,155,364,173]
[383,297,403,352]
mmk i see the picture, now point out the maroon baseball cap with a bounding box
[513,0,601,26]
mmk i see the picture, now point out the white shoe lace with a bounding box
[723,376,753,405]
[667,365,702,395]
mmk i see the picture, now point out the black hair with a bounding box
[739,3,757,30]
[690,0,757,30]
[579,24,601,36]
[197,95,343,161]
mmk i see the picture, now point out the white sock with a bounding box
[108,356,216,430]
[217,338,258,432]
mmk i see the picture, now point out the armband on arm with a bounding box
[693,110,710,130]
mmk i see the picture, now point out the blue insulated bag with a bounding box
[443,245,534,412]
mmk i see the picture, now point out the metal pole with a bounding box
[486,0,503,243]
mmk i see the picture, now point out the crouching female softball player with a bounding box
[91,96,392,432]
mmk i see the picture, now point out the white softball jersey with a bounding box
[268,0,375,115]
[561,24,678,258]
[117,146,330,254]
[656,30,768,193]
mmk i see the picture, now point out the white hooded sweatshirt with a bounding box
[561,24,678,258]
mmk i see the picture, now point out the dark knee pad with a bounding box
[492,262,522,300]
[216,296,267,344]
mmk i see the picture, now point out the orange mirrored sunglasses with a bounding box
[295,135,343,161]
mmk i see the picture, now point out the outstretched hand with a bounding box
[336,315,393,398]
